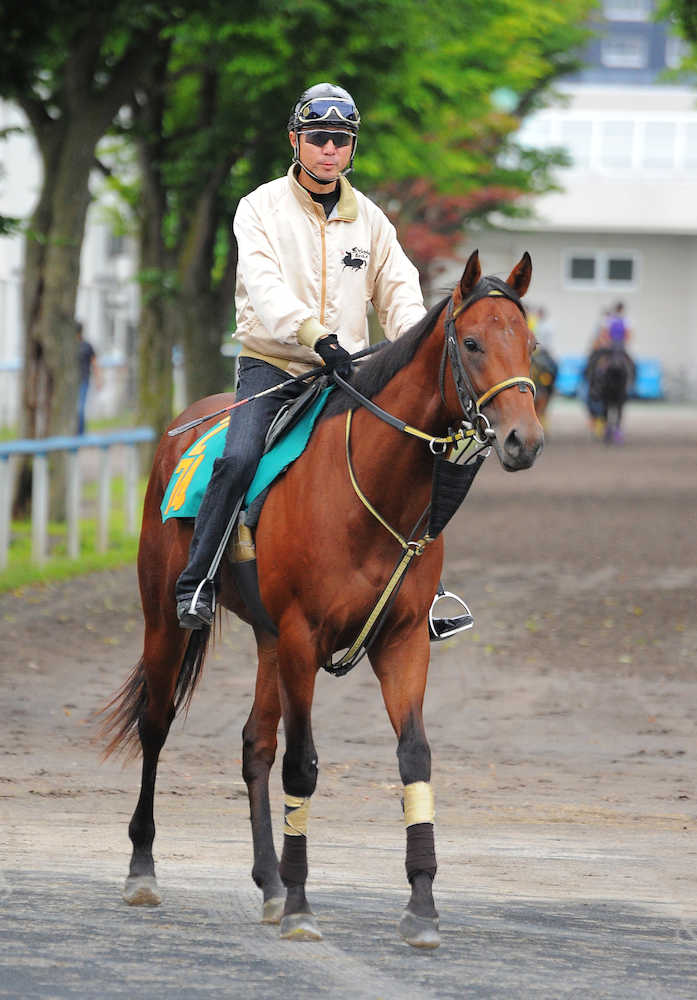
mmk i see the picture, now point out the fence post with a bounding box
[66,450,80,559]
[0,456,9,570]
[97,446,111,553]
[125,444,139,535]
[31,453,49,564]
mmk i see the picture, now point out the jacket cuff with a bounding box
[297,317,331,349]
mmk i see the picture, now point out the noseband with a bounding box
[439,278,536,444]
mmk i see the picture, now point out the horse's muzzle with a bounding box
[499,424,544,470]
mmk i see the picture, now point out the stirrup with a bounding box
[428,589,474,641]
[177,579,216,629]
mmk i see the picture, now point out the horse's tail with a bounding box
[99,629,211,760]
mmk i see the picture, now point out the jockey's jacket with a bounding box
[234,165,426,375]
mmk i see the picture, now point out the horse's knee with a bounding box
[282,742,318,798]
[397,717,431,785]
[242,722,277,784]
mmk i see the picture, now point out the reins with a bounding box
[324,282,536,676]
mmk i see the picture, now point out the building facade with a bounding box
[455,0,697,398]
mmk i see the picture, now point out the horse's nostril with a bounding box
[505,428,522,456]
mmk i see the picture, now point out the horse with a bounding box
[584,346,635,443]
[101,250,544,950]
[530,345,558,425]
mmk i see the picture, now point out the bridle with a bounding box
[335,276,536,451]
[439,277,536,445]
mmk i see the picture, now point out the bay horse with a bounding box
[585,346,635,443]
[101,250,543,949]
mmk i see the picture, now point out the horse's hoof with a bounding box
[279,911,322,941]
[123,875,162,906]
[399,909,440,949]
[262,896,285,924]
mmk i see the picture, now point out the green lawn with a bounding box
[0,475,144,593]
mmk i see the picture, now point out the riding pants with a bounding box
[175,358,308,600]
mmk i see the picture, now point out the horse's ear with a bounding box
[458,250,481,301]
[506,251,532,299]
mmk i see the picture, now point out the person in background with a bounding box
[76,321,101,435]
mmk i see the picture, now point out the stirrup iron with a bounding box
[428,585,474,641]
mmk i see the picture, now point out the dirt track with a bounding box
[1,399,696,998]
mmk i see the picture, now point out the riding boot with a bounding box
[176,456,245,627]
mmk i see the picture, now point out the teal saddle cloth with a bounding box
[161,387,332,522]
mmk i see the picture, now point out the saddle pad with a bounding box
[161,387,332,522]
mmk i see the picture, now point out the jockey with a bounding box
[177,82,474,640]
[176,82,427,628]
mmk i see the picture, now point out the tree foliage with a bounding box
[109,0,593,416]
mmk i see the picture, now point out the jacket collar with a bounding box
[287,165,358,222]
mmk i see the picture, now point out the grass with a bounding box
[0,475,145,594]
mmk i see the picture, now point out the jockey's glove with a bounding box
[315,334,353,380]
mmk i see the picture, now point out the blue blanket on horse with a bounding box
[161,387,332,522]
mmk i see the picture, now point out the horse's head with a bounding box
[443,250,544,471]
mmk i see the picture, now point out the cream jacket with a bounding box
[233,165,425,374]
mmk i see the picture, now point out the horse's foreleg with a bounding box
[371,630,440,949]
[242,630,284,923]
[124,626,185,906]
[276,633,321,941]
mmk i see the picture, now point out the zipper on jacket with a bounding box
[319,218,327,325]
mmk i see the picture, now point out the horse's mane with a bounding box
[320,294,449,421]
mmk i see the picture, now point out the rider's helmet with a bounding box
[288,83,361,182]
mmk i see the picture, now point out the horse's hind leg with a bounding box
[242,630,285,923]
[370,629,440,949]
[123,625,189,905]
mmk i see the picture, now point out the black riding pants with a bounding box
[175,358,308,599]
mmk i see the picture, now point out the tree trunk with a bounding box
[13,123,97,517]
[179,292,230,404]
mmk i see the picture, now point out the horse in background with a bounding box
[530,345,558,425]
[584,346,636,443]
[100,250,543,950]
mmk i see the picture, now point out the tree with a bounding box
[113,0,593,426]
[366,0,594,294]
[0,2,179,510]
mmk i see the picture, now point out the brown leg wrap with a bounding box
[279,833,308,887]
[405,822,437,883]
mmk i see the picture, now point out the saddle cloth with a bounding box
[160,387,333,522]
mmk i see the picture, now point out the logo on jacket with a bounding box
[342,247,369,271]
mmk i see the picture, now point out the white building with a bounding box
[456,1,697,399]
[0,101,139,429]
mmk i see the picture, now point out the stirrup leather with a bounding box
[428,587,474,641]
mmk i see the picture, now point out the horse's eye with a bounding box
[462,338,479,353]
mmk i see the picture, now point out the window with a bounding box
[599,121,634,169]
[107,231,126,258]
[665,34,690,70]
[685,123,697,169]
[565,251,638,289]
[601,34,649,68]
[603,0,652,21]
[560,120,593,168]
[606,257,634,283]
[568,256,596,283]
[641,122,676,169]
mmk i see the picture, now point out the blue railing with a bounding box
[0,427,155,569]
[554,356,664,400]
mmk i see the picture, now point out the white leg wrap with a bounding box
[283,794,311,837]
[403,781,435,827]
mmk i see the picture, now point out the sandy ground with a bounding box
[1,398,696,998]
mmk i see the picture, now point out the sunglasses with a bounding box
[302,130,354,148]
[298,99,360,125]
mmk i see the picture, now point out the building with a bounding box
[460,0,697,399]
